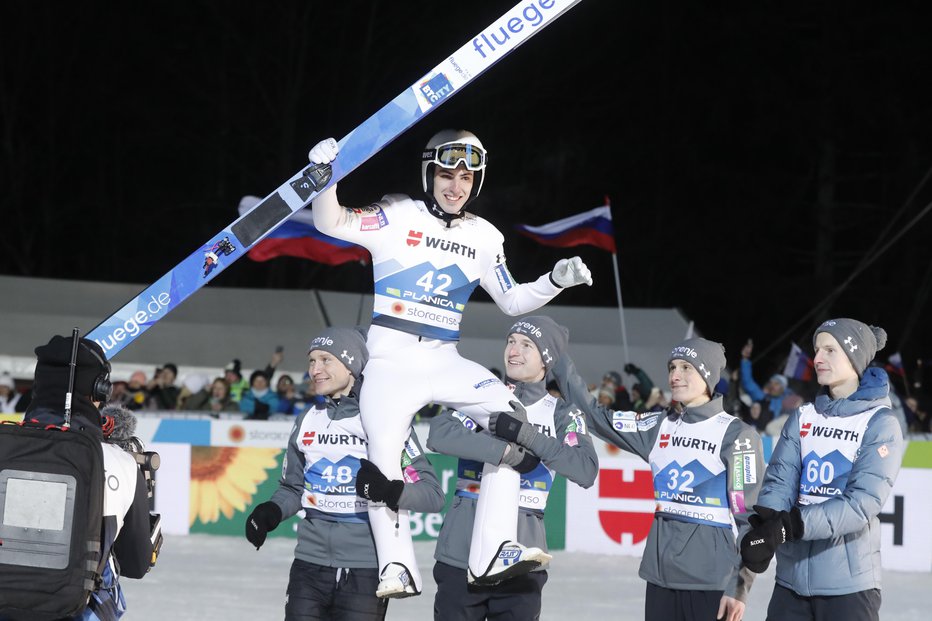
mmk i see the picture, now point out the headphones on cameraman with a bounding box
[80,341,113,403]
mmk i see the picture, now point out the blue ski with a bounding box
[87,0,584,358]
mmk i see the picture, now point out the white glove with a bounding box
[551,256,592,287]
[308,138,339,165]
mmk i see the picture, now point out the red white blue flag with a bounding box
[515,205,616,253]
[238,196,369,266]
[783,342,815,382]
[885,352,905,377]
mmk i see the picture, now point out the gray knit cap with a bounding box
[307,327,369,378]
[812,318,887,376]
[668,337,726,397]
[508,316,569,373]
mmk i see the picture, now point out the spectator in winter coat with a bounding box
[551,337,765,621]
[273,374,301,415]
[741,318,904,621]
[121,371,149,411]
[740,340,793,421]
[146,363,180,410]
[223,359,249,403]
[239,370,279,420]
[742,401,771,433]
[0,372,22,413]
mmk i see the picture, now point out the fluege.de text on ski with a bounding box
[471,0,562,59]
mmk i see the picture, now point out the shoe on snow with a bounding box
[376,562,419,599]
[468,541,552,586]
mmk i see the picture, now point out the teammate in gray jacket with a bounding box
[741,319,904,621]
[550,337,764,621]
[427,316,598,620]
[244,328,444,621]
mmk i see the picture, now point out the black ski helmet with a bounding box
[421,129,487,211]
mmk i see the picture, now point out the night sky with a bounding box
[3,1,932,381]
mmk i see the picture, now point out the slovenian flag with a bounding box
[515,205,616,253]
[783,342,815,381]
[238,196,369,266]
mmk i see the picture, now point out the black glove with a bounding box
[623,363,639,374]
[489,401,534,445]
[245,501,282,550]
[356,458,404,512]
[500,442,541,474]
[740,505,804,573]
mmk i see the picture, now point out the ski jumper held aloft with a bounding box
[308,131,592,595]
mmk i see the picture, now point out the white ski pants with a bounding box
[360,325,519,590]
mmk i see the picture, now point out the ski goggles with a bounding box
[423,142,487,171]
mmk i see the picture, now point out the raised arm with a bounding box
[549,352,659,460]
[525,402,598,488]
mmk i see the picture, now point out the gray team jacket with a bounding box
[757,367,904,596]
[427,379,598,570]
[551,355,763,601]
[269,385,444,568]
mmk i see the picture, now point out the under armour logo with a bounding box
[699,363,711,378]
[341,350,355,365]
[844,336,858,353]
[542,348,553,364]
[734,438,752,451]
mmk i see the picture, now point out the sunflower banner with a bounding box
[186,446,567,548]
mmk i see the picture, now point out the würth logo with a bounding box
[597,468,654,545]
[407,230,423,246]
[800,423,812,438]
[659,433,670,448]
[302,431,316,446]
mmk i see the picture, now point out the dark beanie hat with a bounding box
[307,327,369,378]
[508,316,570,372]
[813,318,887,376]
[32,335,110,398]
[668,337,726,397]
[26,335,110,428]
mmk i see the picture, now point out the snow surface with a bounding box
[121,535,929,620]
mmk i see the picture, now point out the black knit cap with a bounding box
[25,334,110,428]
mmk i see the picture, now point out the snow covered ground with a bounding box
[121,535,929,620]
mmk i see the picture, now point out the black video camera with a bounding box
[121,436,163,570]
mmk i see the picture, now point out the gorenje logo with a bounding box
[471,0,562,59]
[94,292,171,354]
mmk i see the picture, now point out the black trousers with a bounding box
[766,583,881,621]
[432,561,548,621]
[284,559,388,621]
[644,582,723,621]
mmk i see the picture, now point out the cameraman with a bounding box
[24,335,156,620]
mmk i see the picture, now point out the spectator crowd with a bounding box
[1,338,930,435]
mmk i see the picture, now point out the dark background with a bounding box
[2,1,931,381]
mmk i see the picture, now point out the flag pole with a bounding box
[604,197,630,364]
[611,252,631,364]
